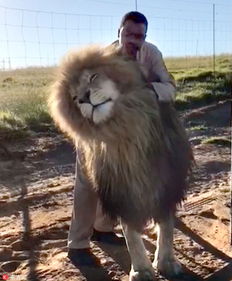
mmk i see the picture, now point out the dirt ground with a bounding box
[0,100,231,281]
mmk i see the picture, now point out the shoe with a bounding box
[91,229,126,246]
[68,248,100,267]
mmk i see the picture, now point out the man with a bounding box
[68,11,176,266]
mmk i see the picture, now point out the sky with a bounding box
[0,0,231,68]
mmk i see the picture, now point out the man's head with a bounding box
[118,11,148,59]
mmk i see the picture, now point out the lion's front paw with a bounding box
[129,268,157,281]
[153,258,183,277]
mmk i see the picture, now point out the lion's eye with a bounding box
[89,73,98,83]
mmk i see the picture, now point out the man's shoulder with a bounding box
[142,41,161,55]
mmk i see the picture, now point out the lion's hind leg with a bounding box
[152,214,183,277]
[121,222,156,281]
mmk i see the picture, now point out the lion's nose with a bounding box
[79,90,91,104]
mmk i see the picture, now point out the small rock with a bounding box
[1,261,21,272]
[100,258,107,264]
[12,251,30,260]
[214,202,230,220]
[202,251,208,257]
[2,193,11,200]
[47,182,60,187]
[41,239,67,250]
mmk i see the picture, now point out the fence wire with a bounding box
[0,4,231,70]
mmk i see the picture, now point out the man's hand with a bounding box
[146,83,159,99]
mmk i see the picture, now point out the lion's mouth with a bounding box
[89,98,113,124]
[93,98,112,108]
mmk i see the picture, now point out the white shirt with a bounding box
[136,41,176,101]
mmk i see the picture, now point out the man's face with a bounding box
[118,20,146,59]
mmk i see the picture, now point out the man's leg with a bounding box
[92,200,125,245]
[94,201,115,232]
[68,151,123,253]
[68,153,98,249]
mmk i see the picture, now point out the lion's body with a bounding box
[79,99,191,230]
[49,45,193,279]
[49,45,192,229]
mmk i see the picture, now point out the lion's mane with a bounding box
[49,45,192,230]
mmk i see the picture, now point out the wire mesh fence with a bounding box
[0,3,231,71]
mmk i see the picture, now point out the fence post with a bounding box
[230,126,232,246]
[212,3,216,93]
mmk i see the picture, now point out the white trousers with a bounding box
[68,153,115,249]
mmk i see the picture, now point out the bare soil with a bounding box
[0,100,231,281]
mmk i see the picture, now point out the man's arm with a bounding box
[147,44,176,101]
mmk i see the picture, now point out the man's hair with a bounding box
[119,11,148,31]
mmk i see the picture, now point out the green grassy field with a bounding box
[165,54,232,109]
[0,54,231,140]
[0,67,55,139]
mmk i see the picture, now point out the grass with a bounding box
[0,67,55,140]
[165,54,232,109]
[0,54,231,141]
[189,125,207,131]
[0,111,28,140]
[165,54,232,74]
[201,136,231,147]
[174,70,231,110]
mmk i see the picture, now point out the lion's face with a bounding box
[70,69,120,124]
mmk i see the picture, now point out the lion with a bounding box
[48,45,193,281]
